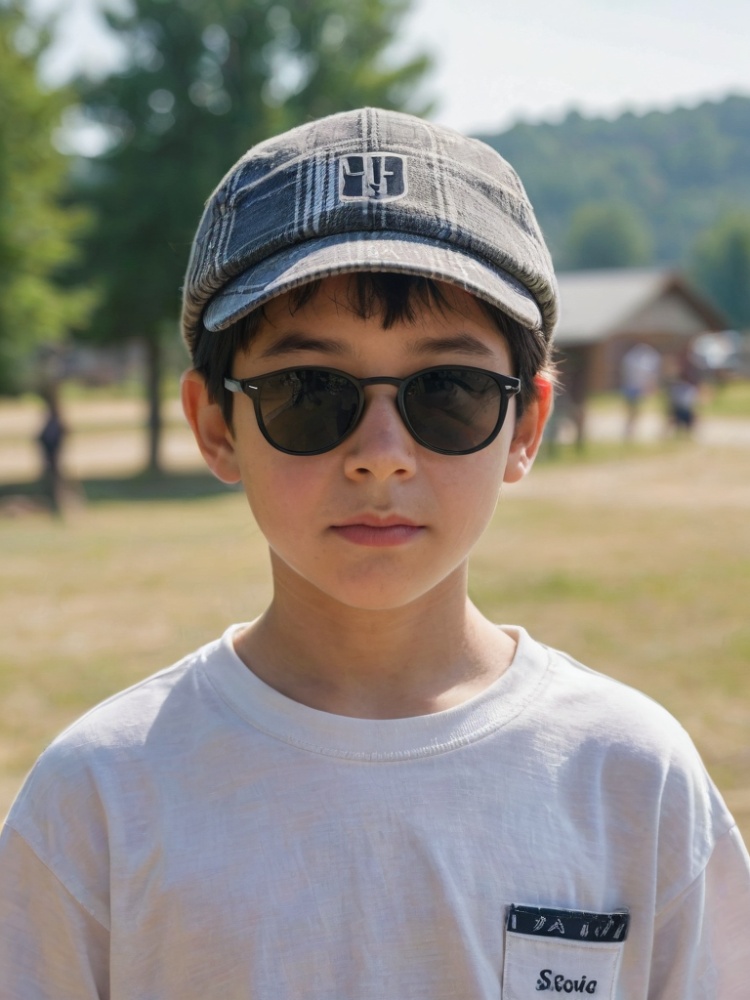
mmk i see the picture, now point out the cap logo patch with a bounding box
[339,153,407,202]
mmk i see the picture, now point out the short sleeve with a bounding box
[650,825,750,998]
[0,824,110,999]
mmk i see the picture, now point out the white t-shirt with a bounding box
[1,625,748,998]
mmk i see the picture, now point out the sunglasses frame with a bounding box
[224,365,521,457]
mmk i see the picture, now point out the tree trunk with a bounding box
[145,334,162,474]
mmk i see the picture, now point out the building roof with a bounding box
[553,267,726,345]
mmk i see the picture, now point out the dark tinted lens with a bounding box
[258,370,360,453]
[404,369,502,452]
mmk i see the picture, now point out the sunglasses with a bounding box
[223,365,521,456]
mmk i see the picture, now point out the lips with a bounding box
[330,515,424,547]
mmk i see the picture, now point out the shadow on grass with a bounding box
[0,470,240,506]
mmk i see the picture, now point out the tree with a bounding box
[73,0,432,471]
[479,96,750,266]
[561,201,653,271]
[690,213,750,329]
[0,1,94,392]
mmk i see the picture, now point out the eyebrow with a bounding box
[257,333,347,360]
[409,334,497,358]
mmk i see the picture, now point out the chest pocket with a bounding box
[502,905,629,1000]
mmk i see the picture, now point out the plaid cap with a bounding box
[181,107,558,351]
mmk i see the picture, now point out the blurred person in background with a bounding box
[36,384,66,515]
[620,342,661,440]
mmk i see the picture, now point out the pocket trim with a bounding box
[506,904,630,943]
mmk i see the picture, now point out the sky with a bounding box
[30,0,750,135]
[402,0,750,133]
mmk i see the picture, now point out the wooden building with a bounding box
[554,268,728,395]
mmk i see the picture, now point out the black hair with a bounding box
[190,272,554,430]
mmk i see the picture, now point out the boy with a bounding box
[1,107,748,997]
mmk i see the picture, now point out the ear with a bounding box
[181,370,241,485]
[503,375,553,484]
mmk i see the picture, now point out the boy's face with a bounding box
[184,275,549,614]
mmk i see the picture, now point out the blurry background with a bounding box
[1,0,748,836]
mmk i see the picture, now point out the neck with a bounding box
[233,563,516,719]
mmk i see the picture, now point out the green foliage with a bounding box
[0,2,95,392]
[73,0,432,350]
[70,0,431,467]
[477,96,750,269]
[690,213,750,329]
[563,201,652,270]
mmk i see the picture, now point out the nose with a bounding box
[342,387,417,482]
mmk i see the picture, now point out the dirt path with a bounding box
[0,397,199,481]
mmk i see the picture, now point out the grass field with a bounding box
[1,410,749,844]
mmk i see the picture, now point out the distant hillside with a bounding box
[476,95,750,269]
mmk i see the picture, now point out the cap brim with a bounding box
[203,232,543,334]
